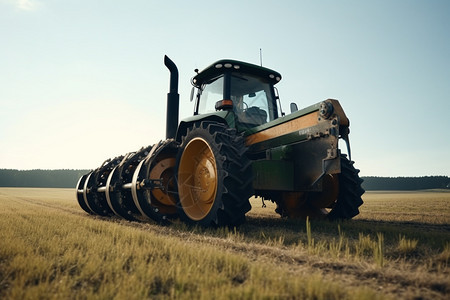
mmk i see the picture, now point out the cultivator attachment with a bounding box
[76,140,178,224]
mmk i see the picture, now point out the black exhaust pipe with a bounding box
[164,55,179,139]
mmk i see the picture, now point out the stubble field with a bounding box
[0,188,448,299]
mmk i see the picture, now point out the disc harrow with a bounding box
[76,141,178,224]
[131,139,178,224]
[76,156,123,216]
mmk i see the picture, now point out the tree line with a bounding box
[0,169,90,188]
[361,176,450,190]
[0,169,449,190]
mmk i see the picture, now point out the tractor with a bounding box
[76,56,364,227]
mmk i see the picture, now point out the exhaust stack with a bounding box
[164,55,179,139]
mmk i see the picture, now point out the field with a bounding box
[0,188,449,299]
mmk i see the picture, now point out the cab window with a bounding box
[198,76,224,114]
[230,74,276,127]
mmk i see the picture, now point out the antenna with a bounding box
[259,48,263,66]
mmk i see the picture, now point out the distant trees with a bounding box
[0,170,448,190]
[0,169,89,188]
[361,176,450,190]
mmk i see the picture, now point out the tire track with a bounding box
[4,192,87,217]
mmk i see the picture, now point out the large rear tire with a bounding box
[176,122,253,227]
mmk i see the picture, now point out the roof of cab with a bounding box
[192,59,282,87]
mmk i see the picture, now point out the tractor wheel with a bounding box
[176,121,253,227]
[131,139,178,224]
[327,154,364,220]
[273,154,364,220]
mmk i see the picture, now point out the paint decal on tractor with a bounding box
[245,111,319,146]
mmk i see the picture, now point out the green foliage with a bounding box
[362,176,450,190]
[1,169,449,190]
[0,169,89,188]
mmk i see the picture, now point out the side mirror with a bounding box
[290,102,298,113]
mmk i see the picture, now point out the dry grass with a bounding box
[357,190,450,224]
[0,188,449,299]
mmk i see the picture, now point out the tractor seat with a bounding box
[239,106,267,126]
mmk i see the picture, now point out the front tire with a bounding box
[175,122,253,227]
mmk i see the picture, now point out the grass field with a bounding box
[0,188,448,299]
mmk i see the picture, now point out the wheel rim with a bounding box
[149,157,177,206]
[178,137,218,221]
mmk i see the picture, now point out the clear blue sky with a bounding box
[1,0,449,176]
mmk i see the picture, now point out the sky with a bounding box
[1,0,449,177]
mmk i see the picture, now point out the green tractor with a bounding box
[76,56,364,227]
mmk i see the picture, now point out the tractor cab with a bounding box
[191,60,282,131]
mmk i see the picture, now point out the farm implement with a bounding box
[76,56,364,227]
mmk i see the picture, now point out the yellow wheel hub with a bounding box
[149,157,176,206]
[178,137,218,221]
